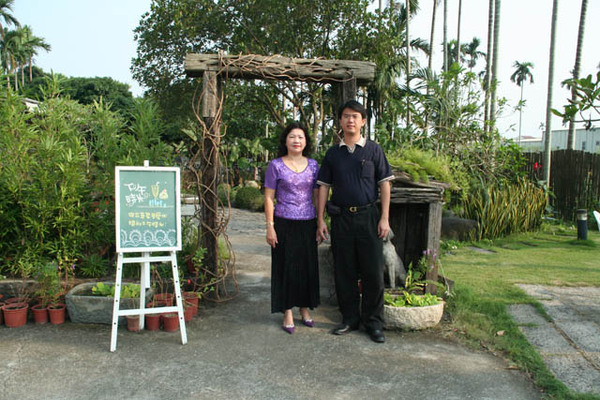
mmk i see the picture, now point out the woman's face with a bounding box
[286,128,306,155]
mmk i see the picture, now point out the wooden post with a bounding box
[201,71,220,277]
[425,201,442,294]
[334,77,357,143]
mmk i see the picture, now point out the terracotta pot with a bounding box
[145,312,161,331]
[161,312,179,332]
[48,303,67,325]
[31,304,49,324]
[153,293,173,306]
[0,302,4,325]
[183,292,199,315]
[5,297,29,305]
[2,302,29,328]
[183,304,195,322]
[126,315,141,332]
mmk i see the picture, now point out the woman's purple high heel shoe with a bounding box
[301,319,314,328]
[282,324,295,334]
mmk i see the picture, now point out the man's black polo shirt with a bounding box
[317,138,394,207]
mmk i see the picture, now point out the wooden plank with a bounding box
[185,53,375,84]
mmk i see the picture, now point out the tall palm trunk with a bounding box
[489,0,501,131]
[456,0,462,66]
[543,0,559,185]
[518,84,524,144]
[484,0,494,132]
[428,0,438,73]
[567,0,588,150]
[443,0,448,72]
[406,0,411,126]
[427,0,439,132]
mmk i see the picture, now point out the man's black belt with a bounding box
[343,202,375,214]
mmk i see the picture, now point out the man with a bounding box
[316,100,394,343]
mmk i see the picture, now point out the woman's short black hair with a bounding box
[337,100,367,120]
[277,122,312,157]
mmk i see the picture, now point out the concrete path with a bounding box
[509,285,600,395]
[0,208,545,400]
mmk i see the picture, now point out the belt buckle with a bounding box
[349,206,358,213]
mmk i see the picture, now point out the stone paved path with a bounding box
[509,285,600,395]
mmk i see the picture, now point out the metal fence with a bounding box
[523,150,600,222]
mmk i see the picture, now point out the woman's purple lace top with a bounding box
[264,157,319,220]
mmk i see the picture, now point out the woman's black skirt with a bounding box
[271,217,320,313]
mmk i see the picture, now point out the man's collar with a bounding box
[339,136,367,148]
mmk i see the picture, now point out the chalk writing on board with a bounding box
[120,180,177,248]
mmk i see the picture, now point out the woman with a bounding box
[264,122,320,334]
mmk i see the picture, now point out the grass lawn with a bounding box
[441,224,600,400]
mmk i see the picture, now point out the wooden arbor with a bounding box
[183,53,376,279]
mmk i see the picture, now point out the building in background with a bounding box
[519,127,600,153]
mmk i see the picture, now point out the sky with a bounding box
[11,0,600,140]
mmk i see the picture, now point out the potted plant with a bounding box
[2,258,35,328]
[383,251,449,331]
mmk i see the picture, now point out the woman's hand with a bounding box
[266,225,278,248]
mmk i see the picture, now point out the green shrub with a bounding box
[234,186,263,211]
[463,178,547,240]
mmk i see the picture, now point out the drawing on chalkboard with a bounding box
[116,166,181,252]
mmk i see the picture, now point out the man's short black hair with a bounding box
[337,100,367,120]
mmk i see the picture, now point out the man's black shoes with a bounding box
[331,323,359,335]
[367,328,386,343]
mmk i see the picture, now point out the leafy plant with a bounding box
[34,262,62,307]
[463,177,547,240]
[91,282,141,298]
[384,292,442,307]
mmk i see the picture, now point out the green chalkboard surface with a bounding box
[115,166,181,252]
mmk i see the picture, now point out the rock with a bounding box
[318,244,336,305]
[442,216,477,241]
[66,282,153,325]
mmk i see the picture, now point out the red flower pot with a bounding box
[2,302,29,328]
[126,315,141,332]
[31,304,49,324]
[183,292,199,315]
[145,312,161,331]
[161,312,179,332]
[48,303,66,325]
[183,304,195,322]
[153,293,173,306]
[0,302,4,325]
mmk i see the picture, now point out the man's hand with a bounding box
[377,217,390,239]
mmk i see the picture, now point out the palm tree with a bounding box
[20,25,51,83]
[0,0,18,37]
[567,0,588,150]
[456,0,463,67]
[462,37,485,72]
[489,0,501,132]
[2,27,24,90]
[427,0,440,73]
[510,61,534,145]
[543,0,559,185]
[483,0,494,131]
[442,0,448,72]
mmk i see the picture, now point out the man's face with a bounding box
[339,108,366,136]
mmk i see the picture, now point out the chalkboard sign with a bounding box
[115,166,182,252]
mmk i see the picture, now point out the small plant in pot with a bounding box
[3,257,36,328]
[383,251,449,331]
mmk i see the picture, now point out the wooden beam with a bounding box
[185,53,375,85]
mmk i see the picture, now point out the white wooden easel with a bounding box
[109,251,187,352]
[111,162,186,352]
